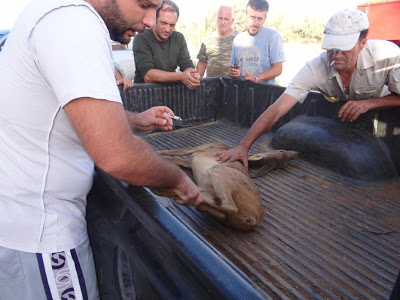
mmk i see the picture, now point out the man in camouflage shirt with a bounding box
[196,5,238,78]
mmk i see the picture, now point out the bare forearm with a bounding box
[65,98,183,188]
[125,111,139,130]
[257,62,283,82]
[239,106,280,150]
[215,94,297,167]
[100,133,185,188]
[144,69,182,83]
[196,60,207,78]
[124,106,173,132]
[239,93,298,150]
[364,93,400,110]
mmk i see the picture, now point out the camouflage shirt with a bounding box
[197,29,239,77]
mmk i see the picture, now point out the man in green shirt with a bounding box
[197,5,238,78]
[133,0,200,89]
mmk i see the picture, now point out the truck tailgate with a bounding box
[144,119,400,299]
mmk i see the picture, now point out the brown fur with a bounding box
[156,143,264,231]
[248,150,298,177]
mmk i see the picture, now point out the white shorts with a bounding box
[0,239,99,300]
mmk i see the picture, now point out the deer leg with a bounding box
[197,203,226,221]
[206,165,239,214]
[157,143,228,156]
[161,156,193,169]
[248,150,298,177]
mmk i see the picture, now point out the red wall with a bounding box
[358,1,400,45]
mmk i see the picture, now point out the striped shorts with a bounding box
[0,239,99,300]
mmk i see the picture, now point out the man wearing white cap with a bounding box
[216,9,400,168]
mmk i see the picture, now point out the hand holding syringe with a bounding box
[163,112,182,121]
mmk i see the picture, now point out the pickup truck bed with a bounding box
[144,119,400,299]
[87,78,400,299]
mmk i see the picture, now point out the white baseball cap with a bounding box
[321,10,369,51]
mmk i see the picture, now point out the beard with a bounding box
[154,28,169,41]
[99,0,132,44]
[248,26,259,36]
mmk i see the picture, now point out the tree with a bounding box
[176,0,329,62]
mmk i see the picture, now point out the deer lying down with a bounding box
[155,143,297,231]
[156,143,263,231]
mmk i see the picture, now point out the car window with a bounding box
[0,31,9,52]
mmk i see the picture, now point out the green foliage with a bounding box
[177,0,247,52]
[277,16,325,42]
[176,0,330,61]
[200,1,247,34]
[232,2,247,33]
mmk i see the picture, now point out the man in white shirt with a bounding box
[217,9,400,168]
[0,0,202,298]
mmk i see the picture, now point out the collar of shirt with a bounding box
[359,43,374,70]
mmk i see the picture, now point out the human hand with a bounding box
[171,172,203,206]
[182,68,201,89]
[116,78,134,91]
[191,69,201,80]
[230,64,241,79]
[338,100,370,122]
[243,71,256,82]
[215,144,249,169]
[133,106,175,131]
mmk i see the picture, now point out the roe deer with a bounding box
[155,143,297,231]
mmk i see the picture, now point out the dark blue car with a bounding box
[0,29,10,51]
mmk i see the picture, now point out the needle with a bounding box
[163,112,182,121]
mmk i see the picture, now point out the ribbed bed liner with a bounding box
[143,119,400,299]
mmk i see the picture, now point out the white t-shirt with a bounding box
[0,0,122,253]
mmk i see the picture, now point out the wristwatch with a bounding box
[254,75,258,82]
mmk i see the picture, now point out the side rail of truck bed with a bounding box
[87,78,400,299]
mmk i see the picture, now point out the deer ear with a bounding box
[206,166,238,214]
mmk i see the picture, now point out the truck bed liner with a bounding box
[143,119,400,299]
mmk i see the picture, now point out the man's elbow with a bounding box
[144,73,154,83]
[274,65,283,77]
[95,156,129,181]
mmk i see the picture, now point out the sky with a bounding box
[174,0,363,23]
[0,0,31,28]
[1,0,364,29]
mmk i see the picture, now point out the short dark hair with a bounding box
[247,0,269,12]
[156,0,180,20]
[359,29,369,41]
